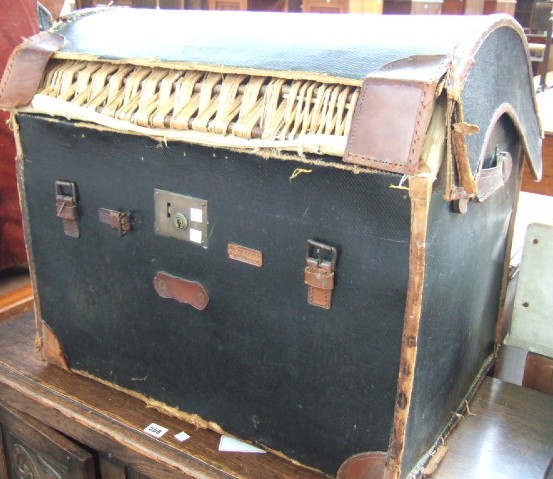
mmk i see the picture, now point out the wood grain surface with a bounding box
[0,283,33,324]
[431,376,553,478]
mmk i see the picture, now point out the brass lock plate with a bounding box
[154,188,208,247]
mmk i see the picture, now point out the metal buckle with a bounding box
[55,180,80,238]
[55,180,77,218]
[306,240,337,269]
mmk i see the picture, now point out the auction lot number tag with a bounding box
[144,423,168,438]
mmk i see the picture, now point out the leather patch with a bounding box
[344,55,449,175]
[227,243,263,267]
[337,451,387,479]
[0,32,64,109]
[153,271,209,311]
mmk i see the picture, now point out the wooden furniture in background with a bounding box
[207,0,248,9]
[523,353,553,396]
[0,284,33,324]
[0,268,33,324]
[441,0,483,15]
[483,0,516,14]
[78,0,188,8]
[522,133,553,195]
[0,406,95,479]
[430,378,553,478]
[382,0,443,14]
[515,0,553,88]
[515,0,552,33]
[522,88,553,196]
[302,0,350,12]
[77,0,381,12]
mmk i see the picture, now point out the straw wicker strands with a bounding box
[38,60,360,144]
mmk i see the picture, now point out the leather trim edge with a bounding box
[381,105,447,478]
[382,175,433,479]
[12,116,56,368]
[337,451,387,479]
[344,55,450,176]
[0,32,64,109]
[477,103,543,182]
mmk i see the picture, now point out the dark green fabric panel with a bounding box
[402,114,522,477]
[462,26,541,179]
[19,114,411,474]
[54,9,511,81]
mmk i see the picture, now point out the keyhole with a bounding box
[173,212,188,230]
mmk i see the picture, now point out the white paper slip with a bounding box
[143,423,168,438]
[189,228,202,243]
[174,431,191,442]
[190,207,203,223]
[218,435,266,453]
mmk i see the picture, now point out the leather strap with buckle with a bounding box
[305,240,337,310]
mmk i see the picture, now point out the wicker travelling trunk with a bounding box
[0,9,542,479]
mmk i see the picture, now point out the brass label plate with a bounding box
[228,243,263,267]
[154,188,208,247]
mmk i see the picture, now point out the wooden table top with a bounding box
[431,376,553,478]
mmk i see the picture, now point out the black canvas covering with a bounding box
[19,114,411,474]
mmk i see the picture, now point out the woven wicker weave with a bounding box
[39,59,360,145]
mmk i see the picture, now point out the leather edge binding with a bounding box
[12,116,49,363]
[382,175,433,479]
[0,31,64,109]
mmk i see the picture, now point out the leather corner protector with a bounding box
[40,320,69,370]
[344,55,450,176]
[337,451,387,479]
[0,31,64,109]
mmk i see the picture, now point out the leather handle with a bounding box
[153,271,209,311]
[476,150,513,202]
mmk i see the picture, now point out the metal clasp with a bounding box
[98,208,133,236]
[55,180,80,238]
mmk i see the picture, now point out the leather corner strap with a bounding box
[337,451,387,479]
[343,55,450,176]
[305,240,337,310]
[0,31,64,109]
[154,271,209,311]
